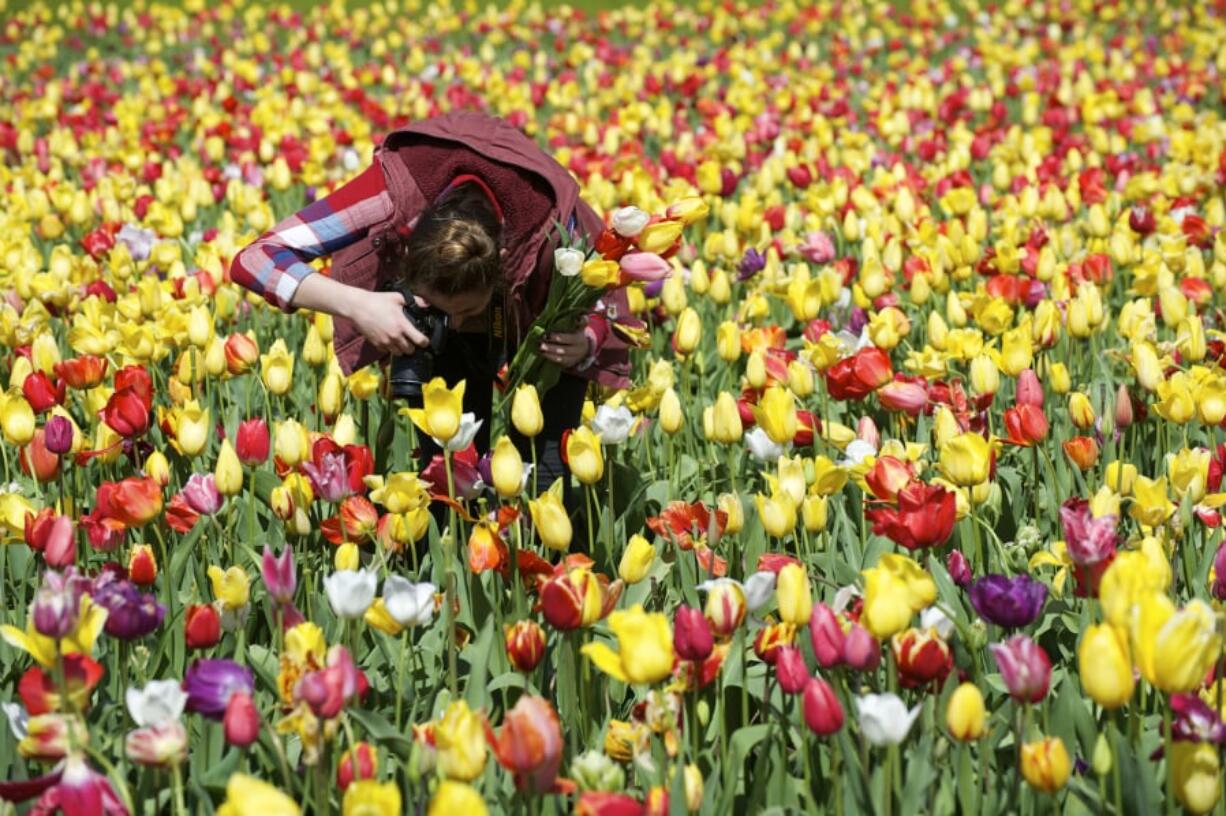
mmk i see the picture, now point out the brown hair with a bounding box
[393,184,503,297]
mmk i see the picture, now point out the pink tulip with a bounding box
[803,677,844,735]
[990,635,1051,703]
[843,622,881,672]
[223,691,260,748]
[775,646,809,695]
[877,380,929,415]
[674,605,714,662]
[181,473,222,516]
[796,231,836,265]
[856,416,879,449]
[809,604,845,668]
[261,546,297,605]
[1016,369,1044,407]
[618,251,671,283]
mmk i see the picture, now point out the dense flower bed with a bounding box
[1,0,1226,813]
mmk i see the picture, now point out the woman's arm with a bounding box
[230,162,426,356]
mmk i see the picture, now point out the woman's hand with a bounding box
[289,275,427,356]
[538,329,592,368]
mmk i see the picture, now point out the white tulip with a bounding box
[554,247,586,277]
[745,427,784,463]
[856,693,921,746]
[437,413,484,453]
[383,576,437,627]
[611,206,650,238]
[324,569,377,619]
[920,606,955,640]
[840,439,877,467]
[743,571,777,612]
[591,404,634,445]
[125,680,188,728]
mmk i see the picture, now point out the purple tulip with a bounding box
[1171,694,1226,744]
[737,247,766,281]
[1059,499,1118,565]
[92,575,165,640]
[31,569,91,638]
[989,635,1051,703]
[302,452,352,503]
[182,473,223,516]
[1213,542,1226,601]
[184,659,255,720]
[43,416,73,455]
[261,546,297,606]
[969,574,1046,628]
[847,307,868,336]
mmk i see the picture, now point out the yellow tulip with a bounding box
[490,436,524,498]
[1,393,35,445]
[1021,737,1071,793]
[946,683,987,741]
[659,387,684,435]
[274,419,310,467]
[1128,476,1174,527]
[173,401,210,458]
[428,782,488,816]
[1077,624,1133,708]
[260,338,295,396]
[318,371,344,419]
[342,781,400,816]
[637,220,684,254]
[969,354,999,395]
[1152,600,1221,693]
[672,307,701,355]
[717,492,744,534]
[208,566,250,611]
[939,432,991,487]
[403,378,465,443]
[860,554,936,640]
[1167,448,1209,503]
[1171,742,1222,815]
[565,426,604,485]
[0,595,107,668]
[802,494,828,532]
[335,543,360,572]
[528,479,572,552]
[435,700,487,782]
[1131,341,1163,391]
[1068,392,1095,429]
[215,439,243,496]
[511,385,544,438]
[215,774,300,816]
[716,321,742,362]
[776,563,812,625]
[581,604,674,685]
[754,491,797,538]
[710,392,743,444]
[752,386,798,445]
[618,534,656,584]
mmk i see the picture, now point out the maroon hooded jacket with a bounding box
[327,111,633,389]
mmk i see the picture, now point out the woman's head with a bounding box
[394,183,503,320]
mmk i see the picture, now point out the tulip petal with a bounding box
[580,642,629,683]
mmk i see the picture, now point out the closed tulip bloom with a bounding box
[755,491,797,538]
[491,696,565,794]
[184,604,221,650]
[343,781,400,816]
[1020,737,1071,793]
[511,385,544,438]
[1078,624,1133,708]
[1152,600,1221,694]
[490,436,525,498]
[565,426,604,484]
[505,620,546,672]
[582,604,674,685]
[990,635,1052,703]
[618,534,655,584]
[711,392,743,443]
[1068,392,1096,428]
[674,605,714,661]
[1171,742,1222,815]
[939,432,991,486]
[802,494,828,532]
[658,387,684,435]
[1003,404,1049,446]
[775,645,809,694]
[274,419,310,467]
[809,604,845,668]
[776,564,812,625]
[259,339,295,396]
[802,676,844,736]
[428,782,487,816]
[946,683,987,741]
[405,378,466,443]
[716,321,742,361]
[752,387,798,445]
[969,354,1000,395]
[699,578,747,638]
[672,307,701,355]
[436,700,487,782]
[235,418,269,465]
[968,574,1047,628]
[215,439,243,496]
[528,480,572,552]
[223,691,260,748]
[215,774,299,816]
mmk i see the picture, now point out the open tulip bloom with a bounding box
[5,3,1226,815]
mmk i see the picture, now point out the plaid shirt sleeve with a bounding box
[229,162,394,311]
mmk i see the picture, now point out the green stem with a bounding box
[171,762,188,816]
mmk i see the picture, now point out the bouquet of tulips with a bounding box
[500,199,707,398]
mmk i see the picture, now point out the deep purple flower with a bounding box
[1172,694,1226,744]
[183,659,255,720]
[92,577,165,640]
[31,569,92,638]
[847,307,868,335]
[737,247,766,281]
[969,574,1046,628]
[1211,541,1226,601]
[43,416,73,455]
[1059,498,1118,565]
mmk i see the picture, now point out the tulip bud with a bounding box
[505,620,546,672]
[184,604,221,650]
[776,564,812,625]
[145,451,171,487]
[490,436,524,498]
[843,623,881,672]
[775,645,809,694]
[716,321,741,362]
[43,415,73,455]
[672,308,701,355]
[659,388,684,435]
[1016,369,1043,407]
[802,677,844,735]
[1020,737,1071,793]
[302,325,329,367]
[337,742,378,792]
[946,683,986,741]
[802,494,828,532]
[274,419,309,466]
[335,543,360,572]
[745,350,767,389]
[1114,385,1133,429]
[128,544,158,586]
[1068,392,1095,429]
[235,418,269,465]
[511,385,544,438]
[223,692,260,748]
[1092,733,1113,778]
[528,481,572,552]
[970,354,999,395]
[711,392,743,444]
[618,534,656,584]
[717,493,744,534]
[702,579,747,638]
[214,440,243,496]
[318,371,344,420]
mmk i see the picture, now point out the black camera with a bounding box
[388,290,448,400]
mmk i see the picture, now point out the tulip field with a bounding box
[4,0,1226,813]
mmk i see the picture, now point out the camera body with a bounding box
[388,290,449,400]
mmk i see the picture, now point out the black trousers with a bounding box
[410,330,587,500]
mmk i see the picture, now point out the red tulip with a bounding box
[576,792,645,816]
[1004,404,1049,446]
[864,456,915,502]
[865,482,957,550]
[184,604,221,650]
[491,695,565,793]
[114,365,153,407]
[824,347,893,401]
[802,677,844,736]
[224,333,260,375]
[235,419,269,465]
[19,429,60,483]
[1128,206,1155,235]
[101,387,150,438]
[892,628,954,689]
[24,509,75,567]
[22,372,64,413]
[337,742,377,791]
[505,620,547,672]
[674,605,713,662]
[108,478,163,527]
[127,545,157,586]
[223,691,260,747]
